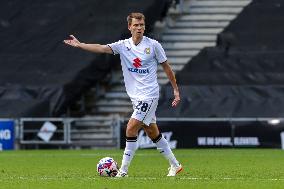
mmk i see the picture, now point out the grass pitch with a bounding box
[0,149,284,189]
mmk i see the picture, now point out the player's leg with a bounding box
[117,99,157,177]
[142,123,182,176]
[117,118,142,177]
[136,98,175,165]
[139,98,180,168]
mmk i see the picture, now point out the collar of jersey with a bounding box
[130,36,144,46]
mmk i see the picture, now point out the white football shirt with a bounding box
[108,36,167,101]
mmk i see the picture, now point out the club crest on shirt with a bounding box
[144,47,150,54]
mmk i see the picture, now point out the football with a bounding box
[97,157,119,177]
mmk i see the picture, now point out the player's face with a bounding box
[128,18,145,38]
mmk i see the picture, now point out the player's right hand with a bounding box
[63,35,80,47]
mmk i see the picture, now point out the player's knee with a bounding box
[126,125,138,137]
[145,129,159,140]
[146,129,154,138]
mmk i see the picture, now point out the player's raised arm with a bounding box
[161,61,180,107]
[63,35,113,54]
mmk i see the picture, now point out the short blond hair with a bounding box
[127,12,145,25]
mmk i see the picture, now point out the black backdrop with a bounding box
[120,119,284,149]
[0,0,169,117]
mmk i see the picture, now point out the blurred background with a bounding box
[1,0,284,150]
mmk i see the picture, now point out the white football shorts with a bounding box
[131,98,159,126]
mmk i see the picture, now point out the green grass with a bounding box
[0,149,284,189]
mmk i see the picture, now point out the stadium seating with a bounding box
[157,0,284,118]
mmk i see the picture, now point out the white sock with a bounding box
[120,137,138,173]
[154,133,179,167]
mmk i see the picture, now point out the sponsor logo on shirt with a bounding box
[133,58,142,68]
[129,57,149,74]
[128,68,149,74]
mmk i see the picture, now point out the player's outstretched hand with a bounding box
[63,35,80,48]
[172,89,180,107]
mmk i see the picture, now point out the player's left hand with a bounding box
[172,89,180,107]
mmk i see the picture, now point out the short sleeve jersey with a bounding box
[108,36,167,101]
